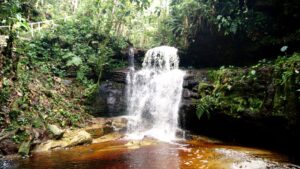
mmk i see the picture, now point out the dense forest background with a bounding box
[0,0,299,158]
[1,0,300,70]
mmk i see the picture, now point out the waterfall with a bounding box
[126,46,185,142]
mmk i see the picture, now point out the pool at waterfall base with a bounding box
[1,135,298,169]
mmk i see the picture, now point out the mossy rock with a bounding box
[18,140,31,156]
[47,124,64,139]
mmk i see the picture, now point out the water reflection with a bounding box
[0,138,298,169]
[126,143,179,169]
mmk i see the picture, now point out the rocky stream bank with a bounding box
[0,117,128,157]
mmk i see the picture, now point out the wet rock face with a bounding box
[92,76,127,117]
[179,69,210,130]
[94,68,204,117]
[96,69,208,131]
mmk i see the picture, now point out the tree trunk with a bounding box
[3,24,17,77]
[72,0,79,13]
[183,16,189,48]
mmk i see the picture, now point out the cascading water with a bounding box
[128,47,135,70]
[126,46,185,142]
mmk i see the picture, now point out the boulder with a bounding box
[34,130,92,152]
[112,117,128,131]
[85,126,105,139]
[63,130,92,148]
[0,139,18,155]
[103,125,114,135]
[47,124,64,139]
[85,117,128,138]
[92,133,123,144]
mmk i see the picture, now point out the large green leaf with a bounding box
[67,56,82,66]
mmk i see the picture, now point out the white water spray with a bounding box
[126,46,185,142]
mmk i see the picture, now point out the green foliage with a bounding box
[164,0,300,50]
[58,109,81,127]
[0,0,30,30]
[196,53,300,122]
[67,56,82,67]
[1,0,153,151]
[0,0,30,77]
[196,95,215,119]
[0,53,93,139]
[0,78,11,104]
[209,66,264,115]
[48,0,151,48]
[21,18,128,84]
[272,54,300,118]
[12,130,29,144]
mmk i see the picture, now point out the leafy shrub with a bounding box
[197,53,300,122]
[21,19,129,84]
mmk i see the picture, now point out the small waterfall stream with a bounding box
[126,46,185,141]
[128,47,135,70]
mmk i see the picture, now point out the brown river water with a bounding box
[0,135,299,169]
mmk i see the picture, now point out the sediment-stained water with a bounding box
[1,136,298,169]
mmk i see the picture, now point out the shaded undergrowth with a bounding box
[197,53,300,127]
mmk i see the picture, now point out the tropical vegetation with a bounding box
[0,0,299,158]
